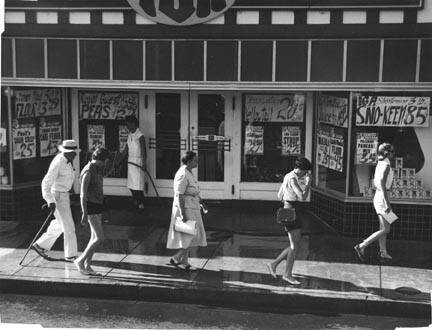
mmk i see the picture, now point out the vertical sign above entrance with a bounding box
[128,0,235,25]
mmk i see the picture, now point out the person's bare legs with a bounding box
[358,214,391,254]
[377,216,391,258]
[75,214,104,275]
[283,229,301,284]
[267,229,301,283]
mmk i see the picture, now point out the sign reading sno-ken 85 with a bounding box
[356,96,430,127]
[128,0,235,25]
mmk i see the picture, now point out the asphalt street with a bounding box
[0,294,430,329]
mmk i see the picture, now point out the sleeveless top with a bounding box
[127,129,144,160]
[80,162,104,204]
[373,158,394,190]
[280,170,300,201]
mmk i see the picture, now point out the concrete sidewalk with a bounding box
[0,201,431,319]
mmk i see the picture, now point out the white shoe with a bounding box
[282,276,301,285]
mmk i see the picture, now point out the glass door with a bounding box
[147,91,235,199]
[189,92,235,199]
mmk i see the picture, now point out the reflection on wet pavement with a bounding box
[1,203,431,306]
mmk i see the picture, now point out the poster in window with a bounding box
[317,130,330,168]
[356,96,430,127]
[0,127,6,152]
[244,94,304,123]
[15,89,61,118]
[244,125,264,155]
[39,119,62,157]
[355,132,378,165]
[12,123,36,160]
[87,125,105,151]
[79,92,139,120]
[329,133,344,172]
[318,95,348,128]
[281,126,301,155]
[119,125,129,152]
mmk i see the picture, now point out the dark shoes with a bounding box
[354,244,365,262]
[31,243,50,260]
[65,256,78,263]
[169,258,196,271]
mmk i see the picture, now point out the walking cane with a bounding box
[128,161,161,199]
[19,204,54,266]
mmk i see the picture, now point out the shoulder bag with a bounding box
[276,208,296,226]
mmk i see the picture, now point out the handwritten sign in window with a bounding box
[356,96,430,127]
[317,127,344,172]
[39,119,62,157]
[13,124,36,160]
[244,94,304,123]
[244,125,264,155]
[15,89,61,118]
[318,95,348,128]
[281,126,301,155]
[87,125,105,150]
[79,92,139,120]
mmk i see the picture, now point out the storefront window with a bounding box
[11,88,64,184]
[155,93,181,180]
[0,87,11,186]
[78,91,139,178]
[241,93,306,182]
[315,92,349,194]
[350,92,432,201]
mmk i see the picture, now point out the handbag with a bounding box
[276,208,296,226]
[174,217,197,236]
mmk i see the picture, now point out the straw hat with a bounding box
[58,139,81,153]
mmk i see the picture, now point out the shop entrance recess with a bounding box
[146,91,237,200]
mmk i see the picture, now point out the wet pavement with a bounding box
[0,200,431,318]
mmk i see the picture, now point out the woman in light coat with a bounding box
[167,151,207,270]
[267,157,312,285]
[355,143,395,261]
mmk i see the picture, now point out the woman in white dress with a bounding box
[355,143,395,261]
[167,151,207,270]
[119,115,147,210]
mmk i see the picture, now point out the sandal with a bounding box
[179,263,196,271]
[354,244,365,262]
[378,251,393,260]
[169,258,181,267]
[282,276,301,285]
[266,263,277,278]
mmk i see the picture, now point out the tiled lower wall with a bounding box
[311,190,432,241]
[0,186,46,222]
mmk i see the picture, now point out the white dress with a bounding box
[373,158,394,214]
[127,129,145,190]
[166,165,207,249]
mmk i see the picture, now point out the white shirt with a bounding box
[278,170,300,201]
[374,158,394,190]
[41,153,75,204]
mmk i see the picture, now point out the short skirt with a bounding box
[373,190,389,215]
[282,200,303,232]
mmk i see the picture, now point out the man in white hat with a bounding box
[32,139,80,261]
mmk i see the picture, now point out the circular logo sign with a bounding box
[128,0,235,26]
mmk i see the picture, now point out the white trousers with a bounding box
[36,191,78,258]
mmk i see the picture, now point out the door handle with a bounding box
[231,185,235,195]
